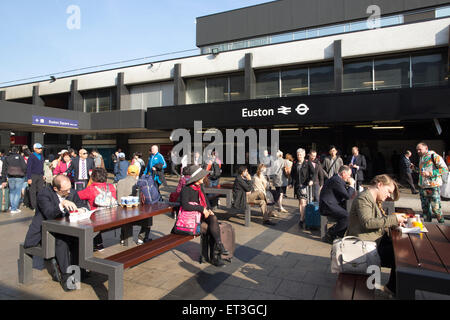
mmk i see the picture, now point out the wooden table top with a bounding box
[392,223,450,274]
[50,203,173,232]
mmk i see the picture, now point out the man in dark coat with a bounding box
[319,165,356,243]
[349,146,367,192]
[399,150,418,194]
[23,175,89,291]
[66,148,95,190]
[27,143,45,210]
[232,166,253,212]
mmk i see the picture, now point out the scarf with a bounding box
[191,184,207,208]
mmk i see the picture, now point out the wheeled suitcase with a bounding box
[304,186,320,230]
[200,221,235,264]
[0,187,10,212]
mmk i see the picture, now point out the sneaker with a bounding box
[10,209,21,215]
[137,239,144,245]
[120,240,125,246]
[322,233,334,244]
[437,217,445,224]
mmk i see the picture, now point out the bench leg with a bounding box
[245,205,251,227]
[108,266,124,300]
[396,270,416,300]
[18,244,33,284]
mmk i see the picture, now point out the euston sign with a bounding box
[242,104,309,118]
[32,116,79,129]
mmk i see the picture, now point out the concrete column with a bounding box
[69,80,83,112]
[0,91,5,100]
[0,131,11,153]
[116,134,129,156]
[334,40,343,93]
[117,72,130,110]
[31,132,44,146]
[245,53,256,100]
[32,86,45,106]
[173,64,186,105]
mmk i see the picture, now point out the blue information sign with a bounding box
[32,116,79,129]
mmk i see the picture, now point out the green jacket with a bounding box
[346,189,398,244]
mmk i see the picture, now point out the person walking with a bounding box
[290,148,314,228]
[114,153,129,183]
[206,151,222,187]
[416,142,448,223]
[322,145,343,181]
[399,150,418,194]
[1,147,27,214]
[308,150,325,202]
[349,146,367,192]
[143,145,167,191]
[271,150,289,213]
[26,143,46,210]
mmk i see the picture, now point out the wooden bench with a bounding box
[333,273,375,300]
[106,233,195,269]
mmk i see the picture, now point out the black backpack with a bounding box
[210,162,222,180]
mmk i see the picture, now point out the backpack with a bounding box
[209,162,221,180]
[137,175,160,204]
[94,184,118,208]
[431,153,449,184]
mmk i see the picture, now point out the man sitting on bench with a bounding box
[23,174,89,291]
[319,166,356,243]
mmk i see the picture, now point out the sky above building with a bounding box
[0,0,270,86]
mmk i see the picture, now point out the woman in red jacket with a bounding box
[53,152,72,179]
[77,167,117,251]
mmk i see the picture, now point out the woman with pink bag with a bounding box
[178,165,229,267]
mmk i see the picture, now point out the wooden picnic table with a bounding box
[391,209,450,299]
[19,203,175,300]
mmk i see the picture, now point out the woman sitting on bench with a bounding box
[179,165,229,267]
[346,174,407,297]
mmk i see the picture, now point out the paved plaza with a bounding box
[0,175,449,300]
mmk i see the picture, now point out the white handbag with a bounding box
[331,236,380,275]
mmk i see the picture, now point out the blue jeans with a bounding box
[8,177,25,211]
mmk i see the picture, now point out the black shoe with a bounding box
[211,256,226,267]
[94,244,104,252]
[61,273,77,292]
[49,258,62,283]
[412,191,419,194]
[322,233,334,244]
[263,220,276,226]
[298,220,304,229]
[216,242,230,256]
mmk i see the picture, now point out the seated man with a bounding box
[319,165,356,243]
[23,175,89,291]
[116,165,152,245]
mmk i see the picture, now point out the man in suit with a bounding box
[400,150,418,194]
[319,166,356,243]
[66,148,95,191]
[349,146,367,192]
[23,175,89,291]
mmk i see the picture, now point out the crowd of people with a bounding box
[0,141,447,296]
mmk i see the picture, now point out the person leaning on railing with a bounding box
[346,174,407,297]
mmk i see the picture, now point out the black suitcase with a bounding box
[200,221,235,264]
